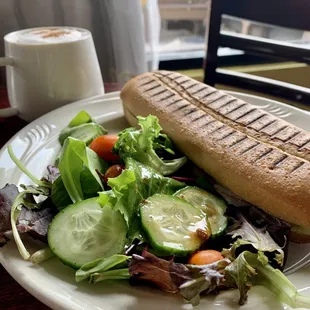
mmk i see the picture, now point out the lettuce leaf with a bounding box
[9,185,57,260]
[51,165,103,210]
[113,115,186,175]
[58,137,108,203]
[98,158,185,232]
[129,250,230,306]
[8,145,51,188]
[225,209,286,268]
[0,184,20,245]
[75,254,131,283]
[225,251,310,308]
[51,176,72,210]
[59,111,107,146]
[228,212,284,267]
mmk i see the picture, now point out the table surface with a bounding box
[0,84,122,310]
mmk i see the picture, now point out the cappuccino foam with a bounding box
[8,28,87,44]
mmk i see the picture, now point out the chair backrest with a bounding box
[216,0,310,31]
[204,0,310,104]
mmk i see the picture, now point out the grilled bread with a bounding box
[120,70,310,243]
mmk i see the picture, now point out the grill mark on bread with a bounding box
[200,119,217,129]
[285,131,304,145]
[298,138,310,150]
[229,135,248,148]
[181,80,198,90]
[208,124,226,134]
[203,94,227,107]
[211,125,234,139]
[166,100,189,112]
[146,87,167,97]
[139,79,154,87]
[158,93,175,101]
[256,119,277,132]
[242,144,272,162]
[185,110,204,122]
[174,76,189,84]
[199,119,216,129]
[220,101,245,115]
[299,141,310,153]
[273,155,288,167]
[287,132,310,147]
[253,148,273,162]
[270,125,289,138]
[166,98,183,107]
[199,119,222,131]
[172,103,190,113]
[193,114,208,122]
[184,108,199,116]
[153,91,173,102]
[261,152,288,169]
[196,90,218,101]
[167,72,179,78]
[192,89,216,100]
[257,150,286,167]
[159,71,172,76]
[216,129,236,141]
[200,93,225,106]
[184,82,201,91]
[259,120,287,136]
[186,84,206,95]
[246,115,274,131]
[209,98,237,110]
[238,111,266,126]
[151,72,310,164]
[139,82,160,92]
[272,127,301,142]
[291,161,305,173]
[230,106,256,121]
[238,141,260,155]
[223,132,247,147]
[227,135,247,148]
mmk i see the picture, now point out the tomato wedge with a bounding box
[90,135,120,161]
[188,250,223,265]
[104,164,124,183]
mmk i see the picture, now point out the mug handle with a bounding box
[0,57,18,117]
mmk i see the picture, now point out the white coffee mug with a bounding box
[0,27,105,121]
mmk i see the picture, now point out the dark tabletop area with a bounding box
[0,88,50,309]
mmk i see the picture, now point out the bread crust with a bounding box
[120,71,310,230]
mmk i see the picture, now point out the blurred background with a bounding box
[0,0,310,105]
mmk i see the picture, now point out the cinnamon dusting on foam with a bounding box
[32,29,72,39]
[8,28,86,44]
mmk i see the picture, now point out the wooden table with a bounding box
[0,84,120,310]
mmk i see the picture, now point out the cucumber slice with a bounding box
[48,198,127,268]
[140,194,208,256]
[174,186,227,237]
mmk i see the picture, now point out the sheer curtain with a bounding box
[0,0,156,89]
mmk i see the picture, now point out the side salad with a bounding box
[1,110,310,308]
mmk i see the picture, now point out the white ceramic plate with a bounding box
[1,91,310,310]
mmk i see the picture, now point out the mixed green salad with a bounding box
[1,111,310,308]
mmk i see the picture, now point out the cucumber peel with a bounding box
[48,198,127,268]
[174,186,228,237]
[140,194,208,256]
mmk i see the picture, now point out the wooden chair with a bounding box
[204,0,310,105]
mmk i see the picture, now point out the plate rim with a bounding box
[1,90,310,310]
